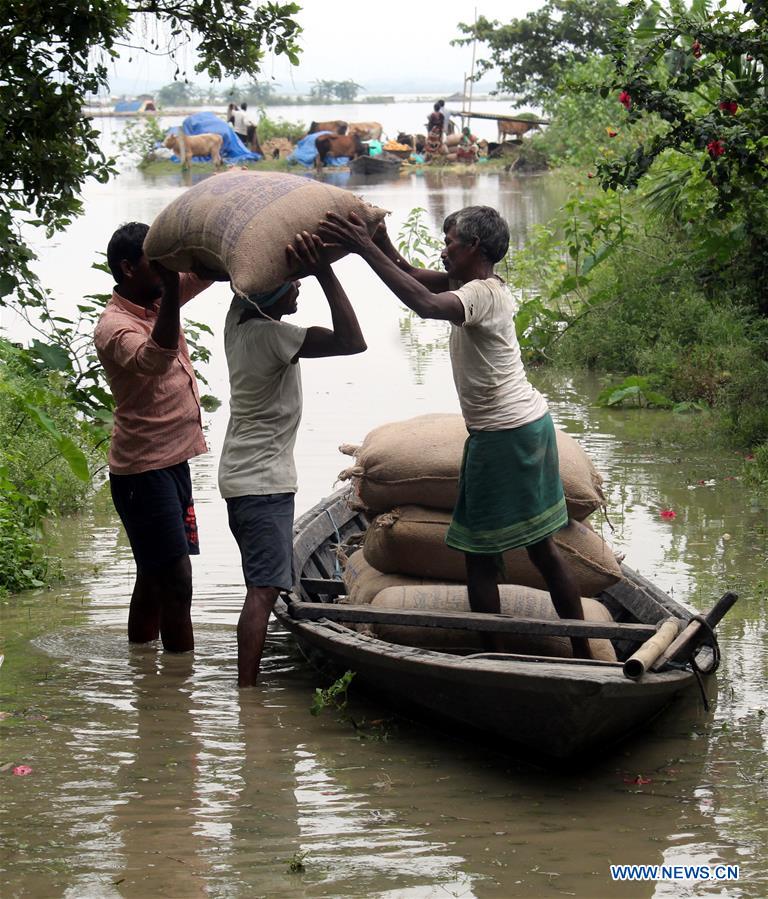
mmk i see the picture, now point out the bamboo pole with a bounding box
[623,618,680,680]
[652,591,738,671]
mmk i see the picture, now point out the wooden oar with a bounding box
[652,591,738,671]
[622,618,680,680]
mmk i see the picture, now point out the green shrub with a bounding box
[257,115,305,143]
[0,339,95,593]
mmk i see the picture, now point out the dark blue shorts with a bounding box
[109,461,199,570]
[226,493,295,591]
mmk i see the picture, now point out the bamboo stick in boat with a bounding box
[652,591,738,671]
[622,618,680,680]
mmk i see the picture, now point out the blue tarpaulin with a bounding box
[288,132,349,167]
[166,111,262,163]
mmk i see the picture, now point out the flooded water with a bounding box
[1,138,767,897]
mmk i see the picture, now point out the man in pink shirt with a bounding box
[95,221,217,653]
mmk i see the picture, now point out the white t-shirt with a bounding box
[449,277,548,431]
[218,302,307,497]
[232,109,251,134]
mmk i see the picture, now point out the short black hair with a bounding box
[107,222,149,283]
[433,100,443,111]
[240,102,247,110]
[443,206,510,264]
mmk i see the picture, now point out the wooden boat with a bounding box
[350,153,402,176]
[274,488,733,763]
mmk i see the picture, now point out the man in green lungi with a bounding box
[318,205,592,659]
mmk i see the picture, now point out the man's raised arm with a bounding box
[317,213,464,325]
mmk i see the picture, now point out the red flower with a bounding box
[707,139,726,158]
[660,509,677,520]
[618,90,631,110]
[606,127,619,138]
[719,100,738,115]
[587,172,595,179]
[12,765,33,776]
[692,40,702,58]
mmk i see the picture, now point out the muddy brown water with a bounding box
[1,137,767,897]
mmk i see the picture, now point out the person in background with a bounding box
[426,99,445,137]
[219,232,367,687]
[227,103,237,127]
[232,102,261,153]
[317,207,593,660]
[95,222,223,655]
[456,126,479,163]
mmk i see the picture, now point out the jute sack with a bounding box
[341,550,459,605]
[144,170,388,297]
[363,506,622,596]
[363,584,617,661]
[339,413,606,521]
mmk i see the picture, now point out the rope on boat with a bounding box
[666,614,722,712]
[325,508,343,580]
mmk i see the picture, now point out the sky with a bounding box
[105,0,544,97]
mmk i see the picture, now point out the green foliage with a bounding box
[0,338,98,593]
[310,670,356,717]
[535,56,667,168]
[310,79,363,102]
[395,208,443,270]
[595,0,768,310]
[157,81,196,107]
[0,0,302,343]
[256,115,306,143]
[595,375,673,408]
[117,117,167,167]
[453,0,622,104]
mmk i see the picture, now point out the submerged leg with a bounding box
[526,537,592,660]
[238,585,280,688]
[128,568,160,643]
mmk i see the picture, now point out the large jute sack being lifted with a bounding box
[360,584,617,662]
[143,170,388,297]
[338,413,606,521]
[341,549,460,605]
[363,506,623,596]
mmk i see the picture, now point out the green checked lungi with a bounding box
[445,412,568,554]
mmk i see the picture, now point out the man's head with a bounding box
[107,222,164,303]
[240,102,247,111]
[433,101,443,112]
[239,281,300,322]
[441,206,510,277]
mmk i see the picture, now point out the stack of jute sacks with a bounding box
[337,413,623,661]
[143,170,387,296]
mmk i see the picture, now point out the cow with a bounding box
[497,119,541,143]
[308,120,348,135]
[314,132,364,168]
[347,121,383,141]
[163,131,223,168]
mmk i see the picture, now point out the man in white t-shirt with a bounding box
[219,232,366,687]
[318,206,591,659]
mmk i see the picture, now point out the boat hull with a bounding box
[274,602,697,762]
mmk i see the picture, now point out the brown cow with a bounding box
[314,133,364,168]
[308,120,348,135]
[163,132,223,168]
[497,119,541,142]
[348,121,383,141]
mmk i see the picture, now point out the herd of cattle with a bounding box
[163,116,541,169]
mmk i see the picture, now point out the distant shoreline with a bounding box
[84,97,515,118]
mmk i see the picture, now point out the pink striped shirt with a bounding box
[94,274,211,475]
